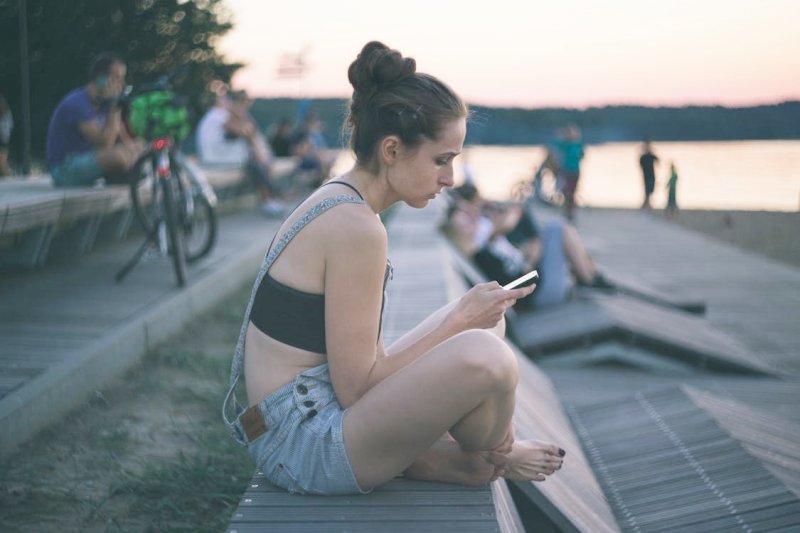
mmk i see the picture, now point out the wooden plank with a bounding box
[573,207,800,375]
[227,523,501,533]
[568,386,800,531]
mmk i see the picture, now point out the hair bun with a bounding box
[348,41,416,96]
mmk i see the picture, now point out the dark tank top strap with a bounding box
[320,180,364,200]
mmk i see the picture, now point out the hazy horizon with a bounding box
[248,94,799,111]
[218,0,800,109]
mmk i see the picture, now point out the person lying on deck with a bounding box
[441,182,614,309]
[223,41,566,495]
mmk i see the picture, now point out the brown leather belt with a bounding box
[239,404,268,442]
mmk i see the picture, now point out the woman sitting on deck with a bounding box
[223,41,565,495]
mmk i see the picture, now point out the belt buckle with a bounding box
[239,404,268,442]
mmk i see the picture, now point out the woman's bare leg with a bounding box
[343,329,518,489]
[377,299,564,487]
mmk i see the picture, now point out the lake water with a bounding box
[334,140,800,211]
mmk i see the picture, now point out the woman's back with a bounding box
[243,183,382,404]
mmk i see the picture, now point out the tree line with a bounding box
[0,0,238,166]
[250,98,800,149]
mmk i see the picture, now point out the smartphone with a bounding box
[502,270,539,290]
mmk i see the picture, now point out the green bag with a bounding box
[128,91,190,141]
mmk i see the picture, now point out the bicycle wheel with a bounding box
[161,176,188,287]
[170,159,217,262]
[129,155,159,235]
[182,190,217,263]
[510,179,533,203]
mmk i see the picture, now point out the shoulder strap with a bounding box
[319,180,364,200]
[222,193,366,437]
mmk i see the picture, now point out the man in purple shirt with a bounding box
[46,53,142,187]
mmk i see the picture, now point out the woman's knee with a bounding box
[487,315,507,339]
[449,330,518,391]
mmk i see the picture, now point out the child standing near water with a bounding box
[665,162,679,218]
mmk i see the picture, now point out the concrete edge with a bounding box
[0,240,267,460]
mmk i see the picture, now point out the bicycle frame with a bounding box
[152,138,174,255]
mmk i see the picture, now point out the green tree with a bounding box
[0,0,241,164]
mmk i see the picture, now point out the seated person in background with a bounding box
[0,93,12,176]
[268,117,293,157]
[442,183,613,308]
[46,53,143,187]
[196,90,286,217]
[289,108,336,186]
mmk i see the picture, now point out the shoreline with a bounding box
[672,208,800,268]
[587,206,800,268]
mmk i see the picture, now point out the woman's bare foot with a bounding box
[404,436,501,486]
[503,440,565,482]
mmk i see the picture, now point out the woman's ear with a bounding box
[378,136,401,166]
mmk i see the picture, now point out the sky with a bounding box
[217,0,800,109]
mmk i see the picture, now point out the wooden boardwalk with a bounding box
[525,204,800,531]
[3,189,799,530]
[0,208,283,457]
[571,206,800,376]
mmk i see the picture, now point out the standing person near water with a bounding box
[223,41,566,495]
[639,140,659,210]
[665,161,679,218]
[556,124,584,221]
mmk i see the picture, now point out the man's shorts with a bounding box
[50,151,103,187]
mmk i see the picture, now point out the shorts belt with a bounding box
[239,404,268,442]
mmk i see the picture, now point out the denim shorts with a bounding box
[237,363,370,495]
[50,151,103,187]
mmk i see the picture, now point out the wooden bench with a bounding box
[0,176,133,267]
[0,155,301,268]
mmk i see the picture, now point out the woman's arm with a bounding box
[324,208,533,408]
[383,282,529,363]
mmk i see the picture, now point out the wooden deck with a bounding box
[530,203,800,531]
[0,208,283,458]
[568,386,800,531]
[571,206,800,376]
[2,187,798,530]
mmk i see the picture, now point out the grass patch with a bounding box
[0,284,256,532]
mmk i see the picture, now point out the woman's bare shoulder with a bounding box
[321,202,387,251]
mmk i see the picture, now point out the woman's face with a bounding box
[390,117,466,208]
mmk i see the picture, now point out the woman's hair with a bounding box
[344,41,467,168]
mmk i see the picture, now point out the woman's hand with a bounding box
[448,282,535,331]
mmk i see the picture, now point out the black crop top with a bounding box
[248,182,392,353]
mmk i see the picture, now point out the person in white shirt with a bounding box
[196,91,286,216]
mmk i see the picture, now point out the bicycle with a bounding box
[510,164,564,207]
[115,78,217,287]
